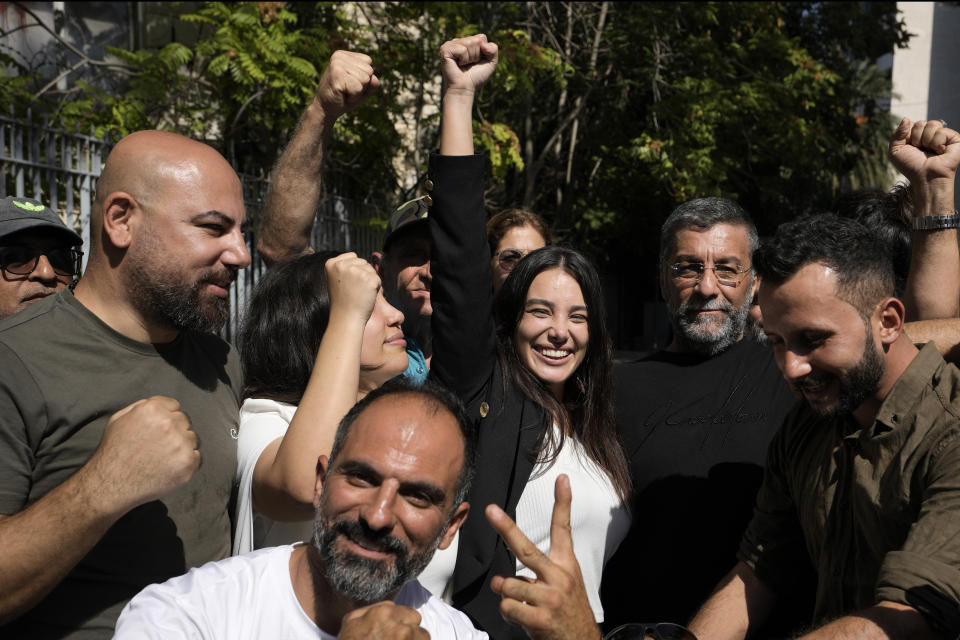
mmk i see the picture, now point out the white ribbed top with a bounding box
[514,425,630,622]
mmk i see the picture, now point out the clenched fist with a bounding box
[314,50,380,122]
[339,601,429,640]
[87,396,201,514]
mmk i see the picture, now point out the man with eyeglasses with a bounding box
[605,118,960,637]
[0,196,82,319]
[601,197,804,635]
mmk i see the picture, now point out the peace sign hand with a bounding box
[485,474,602,640]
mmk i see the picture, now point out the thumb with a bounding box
[889,117,911,151]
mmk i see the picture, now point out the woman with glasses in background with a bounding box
[487,208,551,295]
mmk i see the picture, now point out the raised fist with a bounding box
[315,50,381,121]
[88,396,201,513]
[339,601,429,640]
[889,117,960,187]
[440,33,499,96]
[325,251,382,321]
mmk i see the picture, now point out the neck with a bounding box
[851,336,919,429]
[291,543,398,635]
[73,270,178,344]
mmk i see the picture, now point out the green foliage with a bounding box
[0,1,910,331]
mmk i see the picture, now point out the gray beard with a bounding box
[312,507,440,606]
[671,292,751,357]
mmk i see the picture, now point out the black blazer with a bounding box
[428,152,548,639]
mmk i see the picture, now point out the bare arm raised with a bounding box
[439,34,499,156]
[251,253,382,519]
[258,52,380,265]
[0,396,199,623]
[889,118,960,321]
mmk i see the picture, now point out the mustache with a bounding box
[198,267,237,289]
[331,519,409,558]
[679,294,733,314]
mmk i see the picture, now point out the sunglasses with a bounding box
[494,248,528,272]
[0,245,82,278]
[604,622,699,640]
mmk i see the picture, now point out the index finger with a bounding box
[548,474,574,561]
[485,503,553,578]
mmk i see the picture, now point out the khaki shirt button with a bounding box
[423,194,434,207]
[480,401,489,418]
[425,179,434,191]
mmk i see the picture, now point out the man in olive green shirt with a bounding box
[687,213,960,640]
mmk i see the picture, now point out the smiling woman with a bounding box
[422,33,630,639]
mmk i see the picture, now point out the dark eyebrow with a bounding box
[190,210,248,233]
[569,305,588,313]
[336,460,447,506]
[525,298,554,308]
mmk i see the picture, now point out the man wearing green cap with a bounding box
[0,196,83,319]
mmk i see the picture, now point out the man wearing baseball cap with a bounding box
[256,50,434,385]
[0,195,82,319]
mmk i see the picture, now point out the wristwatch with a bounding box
[913,212,960,231]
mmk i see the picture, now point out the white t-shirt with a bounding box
[233,398,313,555]
[114,544,487,639]
[513,426,630,622]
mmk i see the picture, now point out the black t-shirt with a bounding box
[601,338,809,631]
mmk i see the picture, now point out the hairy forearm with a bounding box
[252,308,364,519]
[903,180,959,321]
[258,101,333,266]
[688,562,776,640]
[903,319,960,363]
[796,602,941,640]
[0,464,123,623]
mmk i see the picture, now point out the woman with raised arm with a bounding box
[233,251,409,554]
[423,34,631,639]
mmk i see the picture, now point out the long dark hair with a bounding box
[494,246,630,501]
[239,250,341,403]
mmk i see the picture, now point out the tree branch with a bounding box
[13,2,136,71]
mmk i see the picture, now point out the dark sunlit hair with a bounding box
[754,214,895,318]
[493,246,630,501]
[833,184,912,298]
[486,208,553,255]
[239,250,341,403]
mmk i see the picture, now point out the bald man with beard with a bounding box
[0,131,251,638]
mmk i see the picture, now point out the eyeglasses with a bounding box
[604,622,699,640]
[669,261,750,287]
[0,246,82,279]
[494,248,528,273]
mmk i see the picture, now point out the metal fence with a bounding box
[0,113,380,341]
